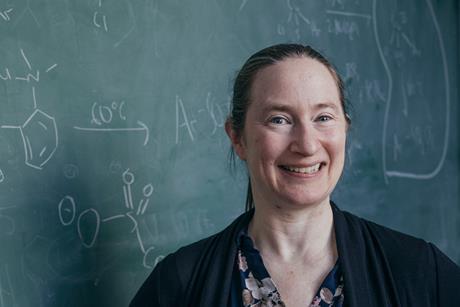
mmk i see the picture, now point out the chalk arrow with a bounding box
[73,120,150,146]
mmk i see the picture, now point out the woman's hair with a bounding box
[227,43,351,211]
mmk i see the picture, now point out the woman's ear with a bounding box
[225,119,246,160]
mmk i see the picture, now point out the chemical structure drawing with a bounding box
[388,11,421,58]
[93,0,108,32]
[0,48,58,83]
[91,0,137,48]
[58,168,161,268]
[13,0,39,27]
[1,87,58,170]
[277,0,321,40]
[73,100,150,146]
[0,8,13,22]
[375,0,449,181]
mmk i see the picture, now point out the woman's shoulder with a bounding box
[130,210,252,306]
[333,203,460,281]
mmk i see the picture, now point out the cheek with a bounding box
[324,131,347,159]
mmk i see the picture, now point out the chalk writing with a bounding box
[277,0,319,39]
[58,168,161,268]
[73,100,149,146]
[327,0,346,9]
[175,93,227,144]
[376,0,450,180]
[91,0,137,48]
[357,79,386,104]
[0,49,57,84]
[78,208,100,248]
[326,9,371,21]
[63,164,79,179]
[0,8,12,22]
[1,87,58,170]
[93,0,108,32]
[344,62,360,83]
[175,95,195,144]
[91,101,126,126]
[114,0,136,48]
[326,18,360,40]
[0,169,4,183]
[388,11,421,58]
[14,0,39,27]
[58,196,76,226]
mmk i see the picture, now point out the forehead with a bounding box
[249,57,340,109]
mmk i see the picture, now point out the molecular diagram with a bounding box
[0,49,58,170]
[58,168,161,268]
[1,86,58,170]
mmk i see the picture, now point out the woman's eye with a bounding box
[269,116,289,125]
[317,115,333,122]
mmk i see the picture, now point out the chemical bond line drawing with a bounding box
[13,0,39,27]
[1,86,58,170]
[388,11,421,57]
[0,49,57,83]
[73,100,150,146]
[58,168,161,268]
[0,8,13,22]
[325,9,372,21]
[277,0,322,40]
[93,0,108,32]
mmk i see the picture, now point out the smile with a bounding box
[280,163,322,174]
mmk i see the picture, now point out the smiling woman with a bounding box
[130,44,460,307]
[228,57,348,214]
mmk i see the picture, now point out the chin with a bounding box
[277,193,330,209]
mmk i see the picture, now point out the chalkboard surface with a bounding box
[0,0,458,306]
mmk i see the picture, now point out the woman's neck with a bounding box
[248,198,337,265]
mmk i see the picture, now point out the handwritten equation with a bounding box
[175,92,228,144]
[73,100,150,146]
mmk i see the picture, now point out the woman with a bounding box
[130,44,460,306]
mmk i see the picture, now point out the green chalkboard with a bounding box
[0,0,458,306]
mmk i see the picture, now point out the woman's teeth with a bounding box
[282,163,321,174]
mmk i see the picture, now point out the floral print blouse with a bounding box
[231,230,344,307]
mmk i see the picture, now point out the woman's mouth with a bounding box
[280,163,322,175]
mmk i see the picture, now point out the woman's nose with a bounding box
[289,124,319,156]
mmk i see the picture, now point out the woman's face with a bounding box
[230,57,347,209]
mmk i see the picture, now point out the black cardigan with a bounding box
[130,203,460,306]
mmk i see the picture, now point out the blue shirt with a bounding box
[231,228,344,307]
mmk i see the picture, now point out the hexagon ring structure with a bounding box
[19,109,58,170]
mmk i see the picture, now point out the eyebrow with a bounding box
[260,103,293,114]
[260,101,341,114]
[312,102,341,112]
